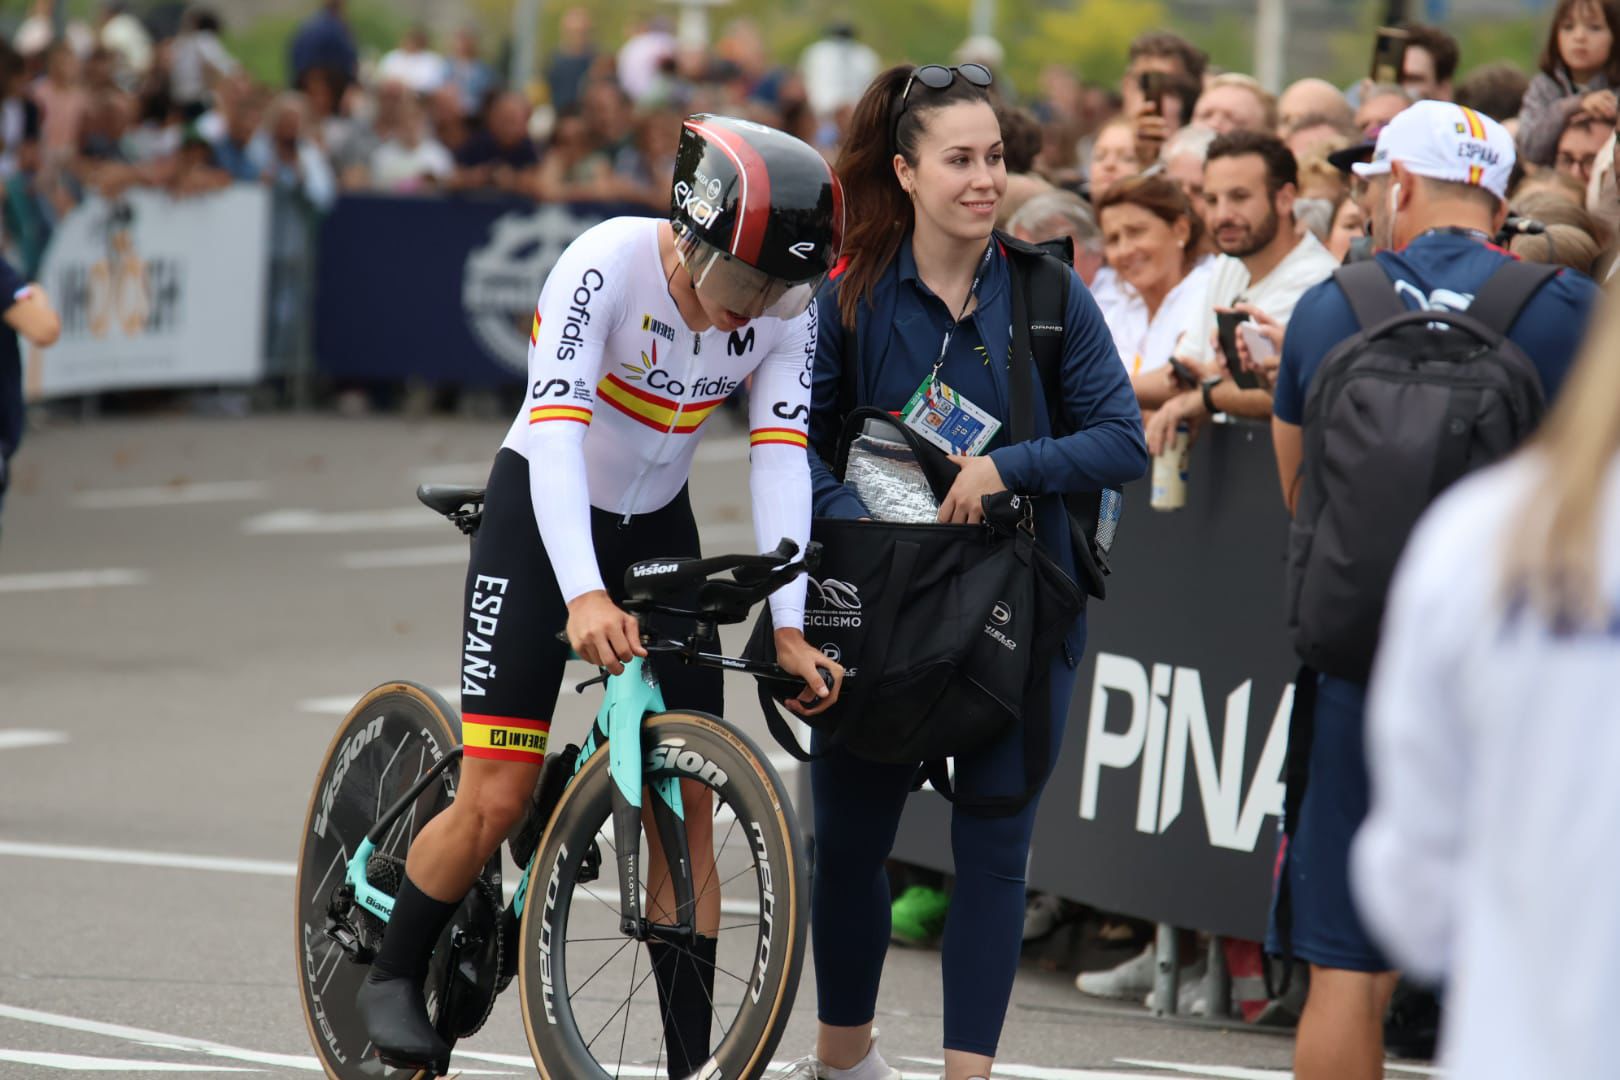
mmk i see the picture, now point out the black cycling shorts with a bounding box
[458,448,723,763]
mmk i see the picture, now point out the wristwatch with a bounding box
[1200,376,1224,414]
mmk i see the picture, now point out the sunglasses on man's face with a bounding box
[890,63,994,152]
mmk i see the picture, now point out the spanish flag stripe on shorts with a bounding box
[463,712,551,761]
[750,427,809,448]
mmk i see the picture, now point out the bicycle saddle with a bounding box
[416,484,486,518]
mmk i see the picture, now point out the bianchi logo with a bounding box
[808,577,862,629]
[463,207,601,375]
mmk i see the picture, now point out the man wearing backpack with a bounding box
[1267,100,1599,1080]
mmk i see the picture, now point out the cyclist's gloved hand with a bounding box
[566,590,647,675]
[775,627,843,718]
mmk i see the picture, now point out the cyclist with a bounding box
[356,114,847,1077]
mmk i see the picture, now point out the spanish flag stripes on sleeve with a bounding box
[750,427,809,449]
[530,405,592,426]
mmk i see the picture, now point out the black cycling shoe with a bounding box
[356,967,452,1075]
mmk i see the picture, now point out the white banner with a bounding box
[26,184,270,399]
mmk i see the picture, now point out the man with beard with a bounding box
[1147,130,1336,442]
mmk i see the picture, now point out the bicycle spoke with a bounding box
[584,952,663,1052]
[693,814,740,903]
[576,880,629,923]
[692,861,758,909]
[569,935,636,1000]
[615,934,639,1080]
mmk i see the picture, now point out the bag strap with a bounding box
[837,305,863,422]
[1006,256,1038,446]
[1333,261,1405,330]
[1465,260,1558,338]
[1000,233,1073,437]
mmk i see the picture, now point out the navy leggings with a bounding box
[808,648,1081,1058]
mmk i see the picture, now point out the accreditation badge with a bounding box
[901,375,1002,456]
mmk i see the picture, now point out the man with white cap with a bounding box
[1266,100,1600,1080]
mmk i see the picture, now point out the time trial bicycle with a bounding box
[294,482,824,1079]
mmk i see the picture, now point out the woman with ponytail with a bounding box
[775,65,1146,1080]
[1352,283,1620,1078]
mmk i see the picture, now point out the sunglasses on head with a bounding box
[890,63,994,152]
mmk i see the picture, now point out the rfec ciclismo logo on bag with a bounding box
[807,578,861,628]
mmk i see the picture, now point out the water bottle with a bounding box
[1150,423,1190,511]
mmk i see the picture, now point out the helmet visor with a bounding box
[675,227,826,320]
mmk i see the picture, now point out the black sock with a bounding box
[371,876,460,983]
[649,934,718,1080]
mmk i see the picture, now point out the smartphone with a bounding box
[1237,321,1278,391]
[1370,26,1410,85]
[1213,310,1260,389]
[1168,356,1199,388]
[1138,71,1170,112]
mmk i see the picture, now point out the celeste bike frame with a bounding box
[336,629,807,951]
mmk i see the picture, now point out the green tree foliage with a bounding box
[224,1,407,88]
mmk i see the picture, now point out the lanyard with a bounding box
[924,241,994,400]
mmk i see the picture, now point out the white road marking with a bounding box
[904,1063,1203,1080]
[298,687,460,716]
[338,545,467,570]
[0,841,294,877]
[1115,1062,1290,1079]
[0,568,148,593]
[0,1049,262,1072]
[0,1005,319,1071]
[0,729,69,752]
[72,481,268,510]
[241,508,438,535]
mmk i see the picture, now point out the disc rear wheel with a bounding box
[293,682,460,1080]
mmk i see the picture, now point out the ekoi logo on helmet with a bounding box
[673,181,721,228]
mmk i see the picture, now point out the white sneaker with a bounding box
[1074,943,1156,999]
[768,1031,900,1080]
[1021,892,1067,942]
[1143,971,1209,1017]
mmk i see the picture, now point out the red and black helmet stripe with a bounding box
[683,117,773,265]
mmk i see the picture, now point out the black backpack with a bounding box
[1286,258,1554,682]
[837,231,1122,599]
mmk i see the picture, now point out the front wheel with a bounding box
[519,711,808,1080]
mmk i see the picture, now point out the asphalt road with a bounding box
[0,412,1411,1079]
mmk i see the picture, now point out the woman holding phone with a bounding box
[773,62,1146,1080]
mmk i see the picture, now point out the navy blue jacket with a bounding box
[808,234,1147,651]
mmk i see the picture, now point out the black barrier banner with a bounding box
[314,195,653,386]
[804,423,1295,942]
